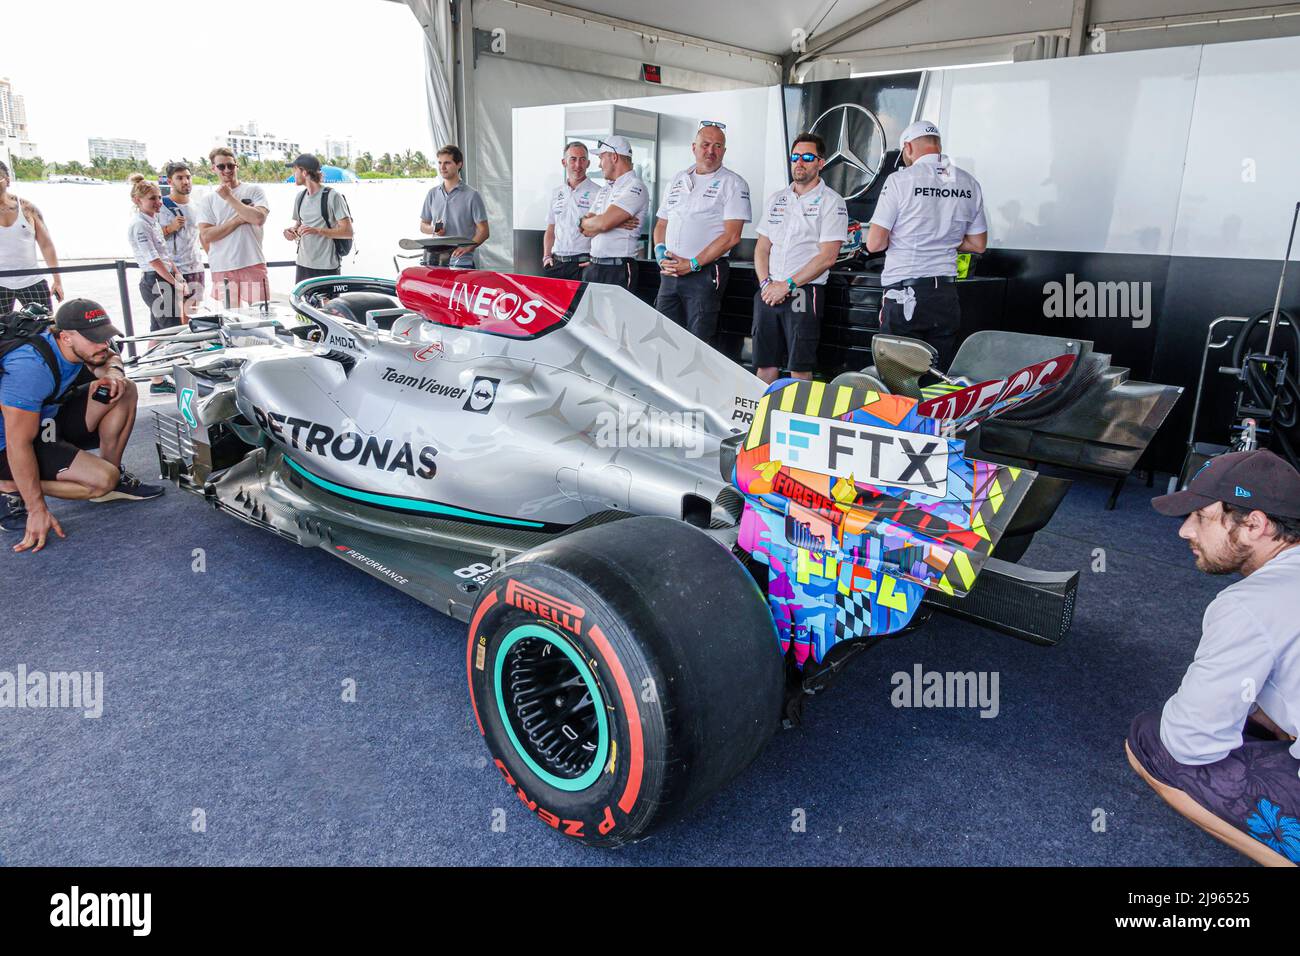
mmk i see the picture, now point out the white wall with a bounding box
[512,86,787,238]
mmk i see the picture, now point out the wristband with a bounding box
[760,278,772,289]
[786,277,797,292]
[689,257,700,273]
[654,243,668,261]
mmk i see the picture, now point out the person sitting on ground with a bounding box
[1127,450,1300,866]
[0,299,162,552]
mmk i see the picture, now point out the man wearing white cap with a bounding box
[866,120,987,370]
[579,136,648,291]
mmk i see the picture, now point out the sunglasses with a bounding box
[215,162,237,171]
[699,120,726,130]
[790,152,819,163]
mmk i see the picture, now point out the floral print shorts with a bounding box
[1128,710,1300,862]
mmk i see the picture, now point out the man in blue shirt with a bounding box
[0,299,162,553]
[1128,450,1300,866]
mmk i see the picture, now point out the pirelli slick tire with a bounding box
[466,515,783,847]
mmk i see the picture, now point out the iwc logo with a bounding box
[808,104,886,200]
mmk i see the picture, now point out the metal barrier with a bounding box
[0,259,297,357]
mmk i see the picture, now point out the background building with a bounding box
[89,137,147,162]
[0,77,38,159]
[225,121,299,162]
[322,135,353,165]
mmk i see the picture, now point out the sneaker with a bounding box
[91,468,165,503]
[0,493,26,532]
[150,381,177,395]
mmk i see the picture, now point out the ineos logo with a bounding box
[449,282,544,326]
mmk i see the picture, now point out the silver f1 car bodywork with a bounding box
[149,271,764,620]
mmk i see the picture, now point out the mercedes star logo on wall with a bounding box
[809,104,887,200]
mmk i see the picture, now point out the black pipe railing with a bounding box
[0,259,298,357]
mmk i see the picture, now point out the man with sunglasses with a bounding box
[652,121,751,345]
[197,147,270,308]
[579,136,648,291]
[542,142,600,281]
[752,133,849,384]
[865,120,987,371]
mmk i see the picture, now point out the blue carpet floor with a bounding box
[0,421,1247,866]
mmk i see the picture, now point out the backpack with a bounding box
[0,305,69,407]
[294,186,354,262]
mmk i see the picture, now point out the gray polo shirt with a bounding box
[420,181,487,242]
[293,187,352,269]
[1161,544,1300,764]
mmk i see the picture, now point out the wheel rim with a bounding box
[493,624,609,792]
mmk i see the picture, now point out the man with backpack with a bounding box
[283,155,353,284]
[0,299,162,553]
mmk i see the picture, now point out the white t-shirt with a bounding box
[196,183,269,273]
[158,196,204,274]
[756,179,848,286]
[869,153,988,286]
[1161,545,1300,765]
[127,210,172,274]
[546,177,601,256]
[655,164,752,261]
[589,170,648,259]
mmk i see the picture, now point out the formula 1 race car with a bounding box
[139,266,1086,847]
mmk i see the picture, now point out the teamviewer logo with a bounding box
[464,376,500,414]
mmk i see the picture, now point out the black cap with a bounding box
[54,298,123,344]
[286,154,322,173]
[1153,449,1300,519]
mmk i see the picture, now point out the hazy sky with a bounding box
[8,0,433,164]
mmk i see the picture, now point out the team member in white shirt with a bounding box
[125,174,187,394]
[866,120,988,371]
[653,121,751,345]
[579,136,648,291]
[196,147,270,308]
[157,161,205,313]
[542,142,601,281]
[752,132,849,384]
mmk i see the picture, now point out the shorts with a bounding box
[879,279,962,372]
[211,263,270,308]
[655,260,730,344]
[0,280,53,314]
[585,260,637,291]
[139,274,184,332]
[0,383,98,482]
[295,264,341,285]
[751,284,825,373]
[1128,710,1300,863]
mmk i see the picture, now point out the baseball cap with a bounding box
[286,154,322,173]
[54,298,123,344]
[901,120,942,146]
[595,135,633,158]
[1152,450,1300,519]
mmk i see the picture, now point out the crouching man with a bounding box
[1127,450,1300,866]
[0,299,162,553]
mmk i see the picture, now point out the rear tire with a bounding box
[466,516,783,847]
